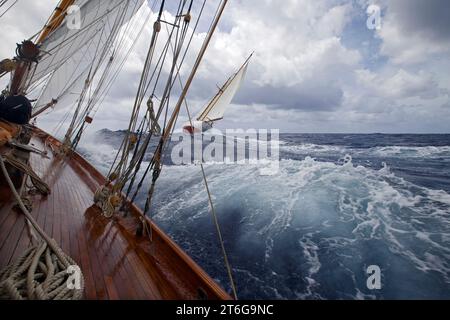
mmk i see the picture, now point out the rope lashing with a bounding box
[0,156,84,300]
[93,185,110,205]
[2,153,51,196]
[93,185,122,218]
[0,58,17,76]
[147,97,161,136]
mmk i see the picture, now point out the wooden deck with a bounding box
[0,130,230,300]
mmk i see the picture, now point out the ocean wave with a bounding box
[78,132,450,299]
[78,141,119,175]
[369,146,450,158]
[281,143,450,159]
[282,143,346,154]
[147,156,450,299]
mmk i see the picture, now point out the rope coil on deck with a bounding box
[0,242,83,300]
[0,156,84,300]
[94,185,122,218]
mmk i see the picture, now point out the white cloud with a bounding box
[0,1,54,58]
[356,69,442,100]
[1,0,450,133]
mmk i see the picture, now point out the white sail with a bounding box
[196,57,250,122]
[27,0,145,112]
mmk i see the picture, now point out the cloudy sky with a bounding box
[1,0,450,133]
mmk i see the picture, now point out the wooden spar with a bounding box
[9,64,27,95]
[37,0,76,44]
[160,0,228,144]
[198,53,253,122]
[31,99,58,118]
[150,0,238,299]
[9,0,75,95]
[197,75,233,122]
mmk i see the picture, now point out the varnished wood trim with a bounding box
[32,127,232,300]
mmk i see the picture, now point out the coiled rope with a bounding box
[93,185,121,218]
[0,156,84,300]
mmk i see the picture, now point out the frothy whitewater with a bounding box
[79,131,450,299]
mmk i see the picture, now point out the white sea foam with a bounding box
[79,133,450,299]
[78,141,119,175]
[282,143,347,155]
[282,143,450,159]
[148,156,450,295]
[369,146,450,158]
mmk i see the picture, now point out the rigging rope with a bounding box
[171,0,238,300]
[0,0,17,19]
[88,0,238,299]
[36,0,146,153]
[137,0,238,300]
[49,2,154,141]
[117,0,198,203]
[2,153,50,195]
[170,18,239,300]
[124,0,206,205]
[28,0,143,119]
[105,0,172,193]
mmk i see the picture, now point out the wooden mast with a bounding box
[160,0,228,143]
[10,0,75,95]
[37,0,76,44]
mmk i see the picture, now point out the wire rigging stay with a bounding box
[2,0,238,300]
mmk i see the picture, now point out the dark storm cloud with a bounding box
[235,82,344,111]
[184,70,344,112]
[389,0,450,42]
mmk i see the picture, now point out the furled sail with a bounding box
[26,0,145,114]
[196,55,251,122]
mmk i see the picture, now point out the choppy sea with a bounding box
[79,131,450,299]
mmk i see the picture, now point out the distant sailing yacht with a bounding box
[0,0,237,300]
[183,54,251,134]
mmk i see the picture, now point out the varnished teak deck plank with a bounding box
[0,131,231,300]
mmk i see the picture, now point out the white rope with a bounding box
[0,156,84,300]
